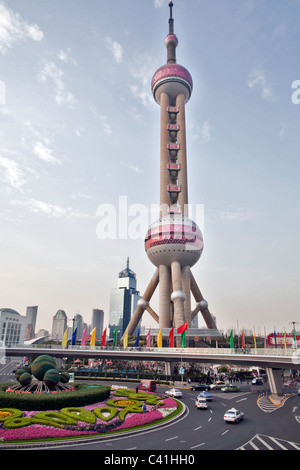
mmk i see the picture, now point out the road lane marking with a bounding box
[190,442,205,449]
[221,430,229,436]
[165,436,178,441]
[194,425,202,431]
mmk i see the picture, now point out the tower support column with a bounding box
[159,265,171,328]
[171,261,185,330]
[182,265,191,326]
[176,93,188,216]
[160,92,171,215]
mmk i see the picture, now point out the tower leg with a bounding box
[124,268,159,337]
[159,265,171,328]
[190,272,217,329]
[171,261,186,346]
[182,265,191,326]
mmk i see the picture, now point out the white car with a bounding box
[224,408,244,423]
[165,388,182,397]
[195,397,208,409]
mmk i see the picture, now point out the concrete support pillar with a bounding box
[171,261,185,347]
[266,368,283,396]
[160,92,171,215]
[190,272,217,329]
[176,93,188,216]
[182,265,191,326]
[165,361,174,376]
[125,268,159,337]
[159,265,171,328]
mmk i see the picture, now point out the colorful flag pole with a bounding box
[293,329,297,349]
[81,328,87,346]
[284,328,287,349]
[101,327,107,347]
[62,327,68,348]
[253,328,257,349]
[157,329,162,348]
[146,328,151,349]
[134,329,140,347]
[123,328,128,348]
[229,330,234,349]
[169,327,174,347]
[274,328,277,349]
[177,322,188,348]
[242,329,245,349]
[71,327,77,346]
[90,327,96,347]
[113,328,117,349]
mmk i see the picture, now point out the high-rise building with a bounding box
[91,309,104,342]
[125,3,217,344]
[0,308,26,346]
[24,305,38,341]
[109,258,141,340]
[72,313,84,340]
[51,309,67,341]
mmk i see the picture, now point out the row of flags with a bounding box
[229,327,298,349]
[62,321,189,348]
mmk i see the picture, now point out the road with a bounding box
[1,358,299,451]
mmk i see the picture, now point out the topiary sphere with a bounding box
[59,371,70,384]
[19,372,32,386]
[43,368,60,388]
[31,355,56,381]
[15,366,31,381]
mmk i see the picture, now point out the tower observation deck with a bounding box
[123,2,217,345]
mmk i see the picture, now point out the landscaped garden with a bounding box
[0,355,181,444]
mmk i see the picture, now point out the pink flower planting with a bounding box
[0,390,178,443]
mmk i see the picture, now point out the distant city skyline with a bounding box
[1,1,300,336]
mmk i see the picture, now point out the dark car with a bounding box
[190,383,209,391]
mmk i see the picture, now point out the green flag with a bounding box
[113,329,117,348]
[293,329,297,349]
[182,330,186,348]
[229,330,234,348]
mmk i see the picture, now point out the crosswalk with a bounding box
[237,434,300,450]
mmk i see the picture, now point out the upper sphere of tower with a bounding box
[164,33,178,48]
[151,63,193,105]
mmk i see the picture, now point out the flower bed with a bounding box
[0,386,179,443]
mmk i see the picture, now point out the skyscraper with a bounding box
[124,3,216,343]
[24,305,38,341]
[51,309,67,341]
[109,258,141,340]
[91,309,104,342]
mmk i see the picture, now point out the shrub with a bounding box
[0,383,110,411]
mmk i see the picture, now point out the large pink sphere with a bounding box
[151,63,193,104]
[145,214,203,268]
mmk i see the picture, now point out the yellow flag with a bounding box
[157,329,162,348]
[123,328,128,348]
[253,329,257,349]
[90,327,96,347]
[62,327,68,347]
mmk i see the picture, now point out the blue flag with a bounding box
[72,328,77,346]
[274,329,277,349]
[134,329,140,347]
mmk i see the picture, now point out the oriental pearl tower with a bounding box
[124,2,216,344]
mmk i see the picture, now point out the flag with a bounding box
[242,329,245,348]
[229,330,233,348]
[274,329,277,349]
[253,329,257,349]
[81,328,87,346]
[134,329,140,347]
[90,327,96,347]
[62,327,68,347]
[101,327,106,347]
[169,327,174,347]
[284,328,287,349]
[123,328,128,348]
[177,322,188,334]
[71,327,77,346]
[146,328,151,349]
[113,328,117,348]
[157,329,162,348]
[181,330,187,348]
[293,329,297,349]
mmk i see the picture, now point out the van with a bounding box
[195,397,208,409]
[138,380,156,392]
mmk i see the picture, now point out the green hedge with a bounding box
[0,383,111,411]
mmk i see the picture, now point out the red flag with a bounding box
[177,322,188,334]
[169,327,174,347]
[101,328,107,347]
[242,329,245,348]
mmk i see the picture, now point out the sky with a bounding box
[0,0,300,337]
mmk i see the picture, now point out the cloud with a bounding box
[0,3,43,54]
[38,60,77,106]
[90,106,112,135]
[104,36,123,63]
[14,197,91,219]
[0,156,27,190]
[33,141,60,164]
[154,0,165,8]
[58,48,77,66]
[247,70,274,101]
